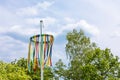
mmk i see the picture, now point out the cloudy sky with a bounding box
[0,0,120,64]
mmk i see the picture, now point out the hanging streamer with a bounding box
[28,34,54,72]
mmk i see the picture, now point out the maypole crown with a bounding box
[28,20,54,72]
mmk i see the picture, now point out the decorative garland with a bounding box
[28,34,54,72]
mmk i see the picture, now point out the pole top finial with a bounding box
[40,20,43,22]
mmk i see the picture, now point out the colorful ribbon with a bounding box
[28,34,54,72]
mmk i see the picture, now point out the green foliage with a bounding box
[28,67,54,80]
[0,61,31,80]
[54,59,66,79]
[15,58,54,80]
[0,58,54,80]
[54,29,120,80]
[66,29,96,60]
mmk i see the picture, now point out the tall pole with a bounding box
[40,20,43,80]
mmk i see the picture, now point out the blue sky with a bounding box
[0,0,120,64]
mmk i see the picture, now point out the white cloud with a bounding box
[79,20,100,36]
[25,16,57,36]
[111,31,120,37]
[36,1,54,10]
[16,7,38,16]
[0,17,57,37]
[0,25,39,37]
[86,0,120,23]
[0,35,27,50]
[0,6,18,26]
[0,26,7,33]
[64,17,75,23]
[52,20,100,37]
[25,17,56,26]
[0,18,100,39]
[16,1,54,16]
[30,19,100,37]
[10,25,39,36]
[0,35,28,61]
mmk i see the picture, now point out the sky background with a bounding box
[0,0,120,65]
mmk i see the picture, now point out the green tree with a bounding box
[0,61,31,80]
[54,29,120,80]
[0,58,54,80]
[12,58,54,80]
[54,59,66,79]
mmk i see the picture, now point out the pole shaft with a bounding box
[40,20,43,80]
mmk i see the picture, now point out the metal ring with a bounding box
[30,34,54,43]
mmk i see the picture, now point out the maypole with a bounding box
[27,20,54,80]
[40,20,43,80]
